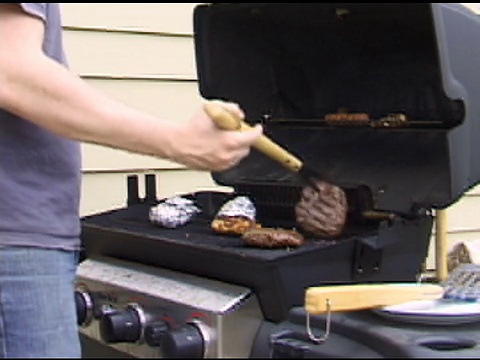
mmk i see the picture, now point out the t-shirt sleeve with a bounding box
[18,3,47,21]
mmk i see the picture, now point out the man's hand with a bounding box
[169,100,263,171]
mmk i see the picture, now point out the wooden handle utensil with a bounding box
[305,283,444,314]
[204,101,304,173]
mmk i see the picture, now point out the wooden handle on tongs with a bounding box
[305,283,444,314]
[204,101,303,172]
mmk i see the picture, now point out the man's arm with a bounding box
[0,3,262,171]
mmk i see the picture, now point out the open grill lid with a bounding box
[193,3,480,214]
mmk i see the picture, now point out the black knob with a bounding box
[74,291,93,326]
[99,308,142,344]
[144,321,169,347]
[161,324,204,359]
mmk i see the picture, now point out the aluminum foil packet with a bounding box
[215,196,256,221]
[149,196,201,229]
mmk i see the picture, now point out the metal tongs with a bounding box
[204,101,325,187]
[303,283,444,343]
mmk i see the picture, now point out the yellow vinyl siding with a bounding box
[61,3,201,35]
[449,193,480,233]
[63,30,196,79]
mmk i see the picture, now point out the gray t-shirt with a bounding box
[0,3,82,250]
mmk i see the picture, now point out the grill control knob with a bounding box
[144,321,169,347]
[99,304,146,344]
[74,290,94,327]
[161,323,206,359]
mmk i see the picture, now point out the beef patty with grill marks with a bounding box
[295,180,348,238]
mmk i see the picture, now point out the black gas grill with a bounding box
[78,4,480,358]
[81,178,433,323]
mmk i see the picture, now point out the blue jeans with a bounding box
[0,247,81,358]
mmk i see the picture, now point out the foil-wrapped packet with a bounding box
[149,196,201,229]
[216,196,256,221]
[211,196,260,235]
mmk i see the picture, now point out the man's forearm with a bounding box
[0,51,179,160]
[0,3,263,172]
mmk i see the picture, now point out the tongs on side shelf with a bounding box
[305,283,444,314]
[303,283,444,344]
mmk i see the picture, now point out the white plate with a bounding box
[372,299,480,326]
